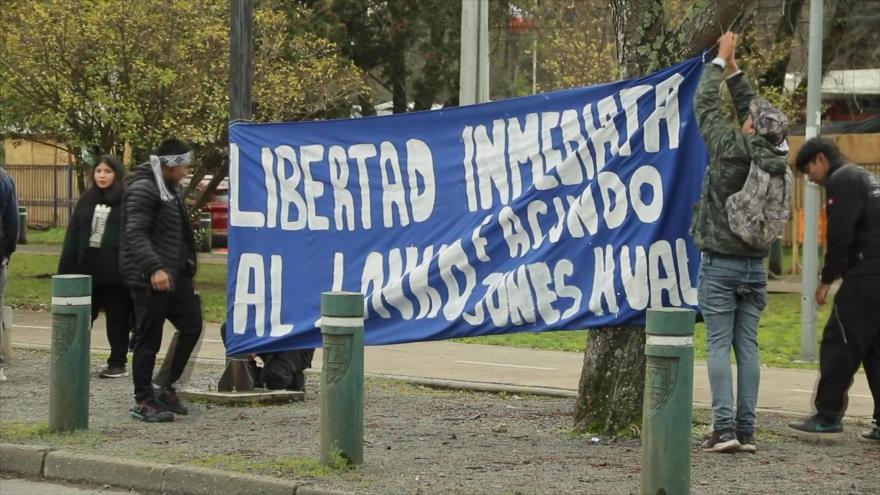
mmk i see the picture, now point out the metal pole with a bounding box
[17,207,27,245]
[200,211,212,253]
[459,0,489,105]
[800,0,823,362]
[459,0,477,106]
[53,165,59,227]
[218,0,257,389]
[476,0,489,103]
[532,0,538,95]
[230,0,254,121]
[319,291,364,466]
[49,275,92,432]
[641,308,695,495]
[769,238,783,276]
[66,157,73,222]
[531,34,537,95]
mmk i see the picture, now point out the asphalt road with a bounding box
[0,477,140,495]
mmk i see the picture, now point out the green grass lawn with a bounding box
[24,227,67,245]
[457,293,828,369]
[7,252,228,323]
[8,252,827,369]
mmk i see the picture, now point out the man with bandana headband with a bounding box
[120,138,201,422]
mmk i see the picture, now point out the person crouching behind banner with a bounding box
[219,322,315,391]
[691,32,790,453]
[58,154,134,379]
[121,138,202,422]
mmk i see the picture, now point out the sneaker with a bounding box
[787,415,844,440]
[737,431,757,453]
[0,368,6,382]
[98,365,128,379]
[130,400,174,423]
[701,428,741,453]
[858,425,880,444]
[155,386,188,416]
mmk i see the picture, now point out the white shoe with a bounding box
[0,368,7,381]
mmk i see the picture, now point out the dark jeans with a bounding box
[130,276,202,402]
[92,284,134,368]
[815,275,880,424]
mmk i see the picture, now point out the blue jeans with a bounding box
[698,253,767,434]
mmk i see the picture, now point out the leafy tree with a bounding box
[530,0,617,91]
[0,0,367,198]
[297,0,513,113]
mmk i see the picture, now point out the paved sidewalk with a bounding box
[7,309,873,420]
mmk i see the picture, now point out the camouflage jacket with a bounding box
[690,63,789,258]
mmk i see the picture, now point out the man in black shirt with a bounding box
[788,137,880,443]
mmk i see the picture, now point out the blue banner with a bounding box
[226,57,707,355]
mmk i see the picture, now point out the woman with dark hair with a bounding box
[59,154,134,378]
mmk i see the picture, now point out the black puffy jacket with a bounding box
[119,163,197,288]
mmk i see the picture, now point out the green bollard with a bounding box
[17,206,27,245]
[641,308,695,495]
[49,275,92,432]
[319,291,364,466]
[199,211,212,253]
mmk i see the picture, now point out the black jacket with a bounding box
[58,186,125,286]
[821,161,880,283]
[119,163,197,288]
[0,167,19,261]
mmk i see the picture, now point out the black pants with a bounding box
[815,275,880,424]
[92,284,134,368]
[130,276,203,402]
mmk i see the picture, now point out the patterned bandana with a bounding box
[749,97,788,146]
[149,151,193,201]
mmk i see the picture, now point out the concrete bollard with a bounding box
[199,211,212,253]
[17,206,27,245]
[319,291,364,466]
[49,275,92,432]
[641,308,695,495]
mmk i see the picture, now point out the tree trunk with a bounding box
[574,0,746,436]
[574,327,646,434]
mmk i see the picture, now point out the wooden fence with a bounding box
[5,164,76,227]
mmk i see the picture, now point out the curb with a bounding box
[367,372,579,398]
[0,443,348,495]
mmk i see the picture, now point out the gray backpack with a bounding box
[726,161,793,250]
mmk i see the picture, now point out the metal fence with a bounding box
[5,164,76,227]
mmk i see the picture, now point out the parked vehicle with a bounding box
[181,175,228,248]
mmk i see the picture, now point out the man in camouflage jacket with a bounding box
[692,32,789,453]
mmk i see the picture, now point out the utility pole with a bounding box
[215,0,256,392]
[230,0,254,121]
[460,0,490,105]
[801,0,823,362]
[532,0,538,95]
